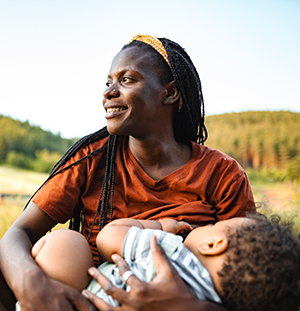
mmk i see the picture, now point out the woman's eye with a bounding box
[122,77,131,83]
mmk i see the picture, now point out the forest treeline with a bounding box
[1,111,300,181]
[205,110,300,182]
[0,115,76,173]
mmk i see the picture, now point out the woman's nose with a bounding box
[103,85,120,100]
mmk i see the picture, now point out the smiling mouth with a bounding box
[106,107,127,113]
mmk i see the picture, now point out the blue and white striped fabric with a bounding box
[87,227,221,306]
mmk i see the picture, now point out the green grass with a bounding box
[0,196,26,237]
[249,178,300,235]
[0,165,48,195]
[0,166,68,238]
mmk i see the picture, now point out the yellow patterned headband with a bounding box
[129,34,170,68]
[128,34,183,112]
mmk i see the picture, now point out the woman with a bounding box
[0,35,254,311]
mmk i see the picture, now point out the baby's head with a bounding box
[184,215,300,311]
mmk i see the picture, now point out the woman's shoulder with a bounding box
[50,128,112,173]
[191,141,232,160]
[191,141,244,173]
[83,132,110,153]
[68,128,118,159]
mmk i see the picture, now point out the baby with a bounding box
[27,215,300,311]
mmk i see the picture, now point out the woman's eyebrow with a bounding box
[108,69,142,79]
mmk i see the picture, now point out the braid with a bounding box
[159,38,207,144]
[50,127,109,175]
[88,134,117,263]
[99,134,117,231]
[24,127,117,240]
[67,132,118,239]
[24,127,109,211]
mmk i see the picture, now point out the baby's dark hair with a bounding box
[218,214,300,311]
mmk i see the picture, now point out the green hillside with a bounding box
[205,111,300,182]
[0,115,77,173]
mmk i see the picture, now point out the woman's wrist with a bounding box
[13,264,46,301]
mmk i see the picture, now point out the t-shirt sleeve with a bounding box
[32,145,91,223]
[209,156,255,220]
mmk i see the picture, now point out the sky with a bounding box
[0,0,299,138]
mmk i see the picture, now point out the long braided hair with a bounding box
[27,37,207,258]
[24,127,117,237]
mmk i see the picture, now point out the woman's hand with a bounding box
[82,236,226,311]
[17,275,96,311]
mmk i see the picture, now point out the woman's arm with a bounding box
[83,236,226,311]
[0,202,96,311]
[96,218,192,261]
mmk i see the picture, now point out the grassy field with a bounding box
[0,166,68,237]
[0,165,299,238]
[0,166,49,195]
[250,179,300,235]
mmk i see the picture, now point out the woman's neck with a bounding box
[128,136,192,180]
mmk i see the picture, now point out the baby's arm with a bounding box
[96,218,192,262]
[157,218,193,234]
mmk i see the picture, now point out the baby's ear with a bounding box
[197,236,228,256]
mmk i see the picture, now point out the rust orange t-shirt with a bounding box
[33,136,255,264]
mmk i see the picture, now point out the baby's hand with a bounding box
[158,218,193,235]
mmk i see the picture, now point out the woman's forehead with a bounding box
[109,47,158,75]
[115,47,153,65]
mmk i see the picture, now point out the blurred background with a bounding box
[1,0,299,138]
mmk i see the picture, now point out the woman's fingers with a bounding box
[84,266,131,308]
[65,285,97,311]
[83,238,220,311]
[150,235,177,281]
[111,254,141,288]
[82,290,116,311]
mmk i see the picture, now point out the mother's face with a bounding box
[102,46,172,138]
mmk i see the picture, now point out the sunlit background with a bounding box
[1,0,299,138]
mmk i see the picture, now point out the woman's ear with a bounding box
[163,80,180,105]
[197,235,229,256]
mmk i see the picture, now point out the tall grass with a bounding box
[249,174,300,235]
[0,196,26,237]
[0,165,48,195]
[0,196,68,238]
[0,166,68,238]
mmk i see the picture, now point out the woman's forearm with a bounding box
[0,227,45,300]
[0,202,57,302]
[0,203,95,311]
